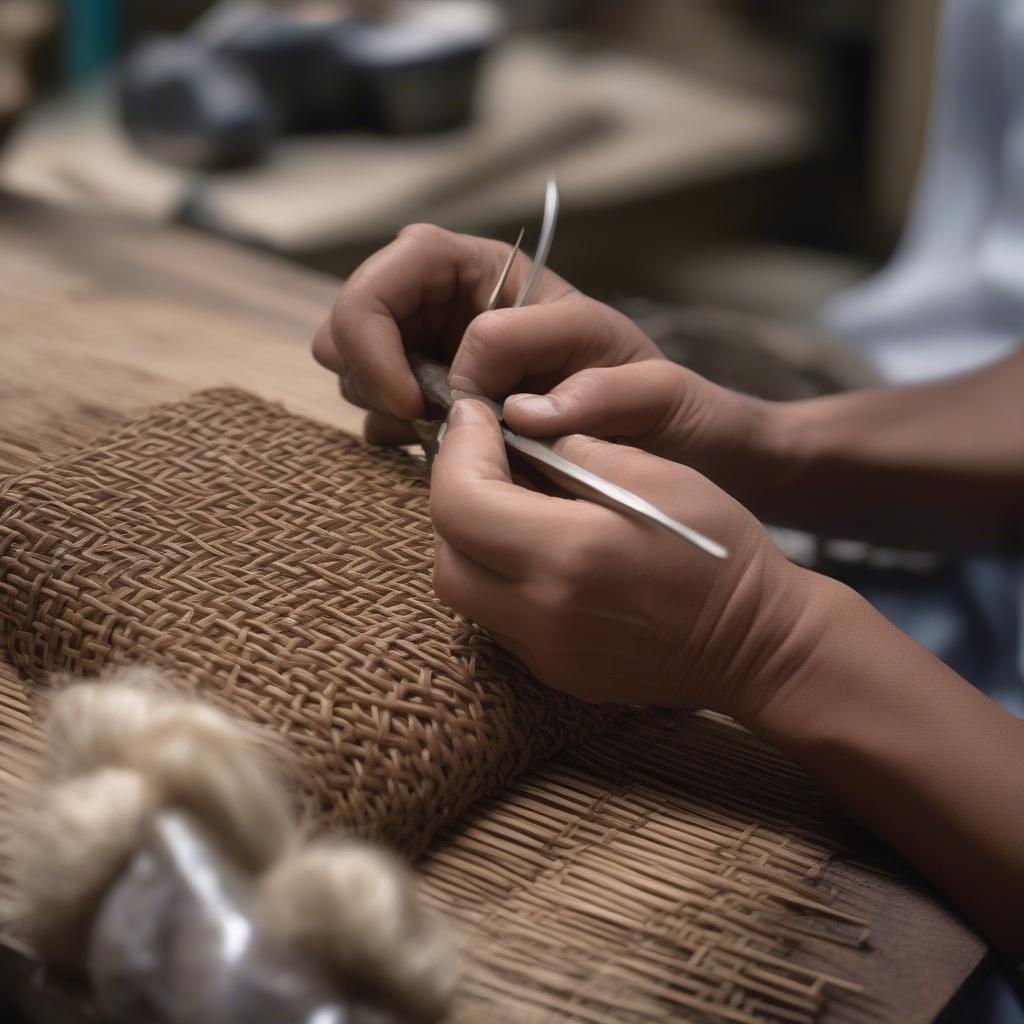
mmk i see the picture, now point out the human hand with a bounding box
[430,398,822,721]
[501,360,785,509]
[311,225,662,444]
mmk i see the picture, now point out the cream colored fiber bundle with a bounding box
[7,668,457,1023]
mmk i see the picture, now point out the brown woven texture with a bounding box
[0,387,125,909]
[0,386,883,1022]
[0,388,610,856]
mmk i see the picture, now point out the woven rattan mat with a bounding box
[0,388,883,1022]
[0,388,612,856]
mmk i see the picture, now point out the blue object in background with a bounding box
[62,0,119,84]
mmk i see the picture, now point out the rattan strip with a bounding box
[0,388,611,857]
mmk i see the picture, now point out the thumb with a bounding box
[501,361,683,444]
[551,433,731,534]
[434,398,512,488]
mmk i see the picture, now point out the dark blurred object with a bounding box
[0,0,53,148]
[120,37,275,168]
[491,0,595,31]
[344,16,494,135]
[621,300,877,400]
[212,13,360,131]
[117,1,502,169]
[0,936,98,1024]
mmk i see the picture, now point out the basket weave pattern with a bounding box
[0,388,609,856]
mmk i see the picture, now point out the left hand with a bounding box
[430,398,821,718]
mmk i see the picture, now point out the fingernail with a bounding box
[504,394,563,418]
[447,400,466,428]
[448,372,482,395]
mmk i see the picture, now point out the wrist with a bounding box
[667,381,803,515]
[700,549,833,726]
[726,568,854,735]
[733,397,819,518]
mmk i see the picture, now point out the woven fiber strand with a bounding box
[0,388,610,857]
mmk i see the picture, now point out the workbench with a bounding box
[0,190,990,1023]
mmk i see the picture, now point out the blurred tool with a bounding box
[415,178,728,560]
[118,1,502,168]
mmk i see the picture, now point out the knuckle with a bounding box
[457,311,517,385]
[328,296,359,343]
[561,367,613,410]
[339,374,369,409]
[311,323,336,366]
[397,222,449,248]
[573,296,614,355]
[549,534,599,589]
[462,309,513,354]
[528,577,577,625]
[566,365,607,394]
[431,549,469,614]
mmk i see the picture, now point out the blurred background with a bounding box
[0,0,935,323]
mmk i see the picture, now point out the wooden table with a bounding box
[0,190,989,1023]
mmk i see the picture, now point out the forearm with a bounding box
[748,575,1024,957]
[751,349,1024,549]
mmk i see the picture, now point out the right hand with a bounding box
[312,224,665,444]
[430,396,819,719]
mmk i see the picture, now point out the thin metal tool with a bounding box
[445,386,728,559]
[485,226,524,311]
[421,177,728,560]
[514,176,559,307]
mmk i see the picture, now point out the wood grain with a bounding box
[0,189,361,440]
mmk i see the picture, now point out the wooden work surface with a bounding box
[0,190,989,1022]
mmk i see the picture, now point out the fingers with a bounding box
[551,433,733,532]
[449,295,658,400]
[364,411,419,446]
[430,399,573,579]
[320,226,475,419]
[326,287,424,420]
[502,361,686,443]
[317,224,572,421]
[432,537,536,662]
[312,319,342,373]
